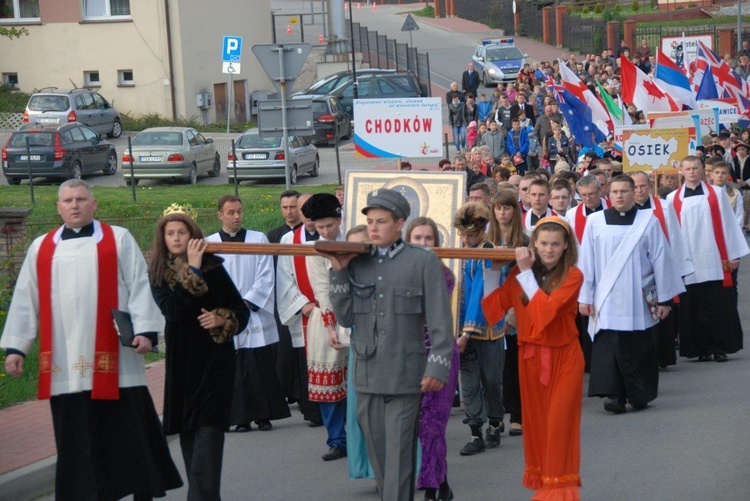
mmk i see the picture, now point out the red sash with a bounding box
[292,227,316,336]
[673,183,733,287]
[604,198,612,209]
[37,223,120,400]
[574,204,587,244]
[651,196,669,243]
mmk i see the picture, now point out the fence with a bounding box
[560,12,606,56]
[634,25,719,59]
[271,11,329,47]
[348,21,432,97]
[455,0,513,35]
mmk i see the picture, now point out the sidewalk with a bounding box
[0,360,167,500]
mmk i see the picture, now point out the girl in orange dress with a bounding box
[481,217,584,501]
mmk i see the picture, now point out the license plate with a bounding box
[18,155,41,161]
[244,153,267,160]
[139,156,162,162]
[39,118,57,123]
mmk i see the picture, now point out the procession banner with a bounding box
[622,127,692,173]
[647,108,719,146]
[354,97,443,158]
[613,124,649,154]
[660,34,713,68]
[698,99,743,126]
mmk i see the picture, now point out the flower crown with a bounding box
[163,203,198,221]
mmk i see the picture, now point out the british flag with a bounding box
[692,41,750,118]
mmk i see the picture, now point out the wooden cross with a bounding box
[72,355,92,377]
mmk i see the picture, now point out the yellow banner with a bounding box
[622,127,691,173]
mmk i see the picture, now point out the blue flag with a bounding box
[551,86,607,148]
[696,67,719,101]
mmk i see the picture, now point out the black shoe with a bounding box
[459,436,486,456]
[509,423,523,436]
[714,353,728,362]
[630,401,648,410]
[255,419,273,431]
[308,419,324,428]
[604,398,627,414]
[437,484,454,501]
[697,355,713,362]
[321,446,347,461]
[423,488,437,501]
[485,425,501,448]
[235,424,251,433]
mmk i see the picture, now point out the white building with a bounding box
[0,0,273,124]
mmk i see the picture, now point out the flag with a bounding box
[617,95,633,125]
[654,50,698,110]
[557,59,613,135]
[546,79,607,149]
[595,80,624,123]
[620,55,679,113]
[693,41,744,97]
[696,66,720,100]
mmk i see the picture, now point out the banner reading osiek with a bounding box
[354,97,442,158]
[622,128,691,173]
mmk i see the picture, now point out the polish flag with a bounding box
[620,55,679,113]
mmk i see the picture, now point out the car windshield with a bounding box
[10,132,55,147]
[27,95,69,112]
[486,46,524,62]
[132,132,184,146]
[307,75,348,95]
[236,133,281,149]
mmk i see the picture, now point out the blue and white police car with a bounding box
[471,38,528,86]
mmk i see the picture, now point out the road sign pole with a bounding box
[278,46,292,190]
[227,73,234,134]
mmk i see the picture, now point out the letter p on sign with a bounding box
[222,36,243,62]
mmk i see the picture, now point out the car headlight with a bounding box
[488,68,497,76]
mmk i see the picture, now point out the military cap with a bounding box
[361,188,410,220]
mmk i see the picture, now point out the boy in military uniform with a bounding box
[323,189,454,501]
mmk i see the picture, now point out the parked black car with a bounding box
[291,94,351,145]
[2,123,117,185]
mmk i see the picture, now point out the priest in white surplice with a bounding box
[578,176,685,414]
[205,195,291,432]
[667,156,750,362]
[276,193,324,426]
[632,170,694,368]
[1,180,182,500]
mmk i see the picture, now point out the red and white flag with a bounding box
[620,55,679,113]
[557,59,613,135]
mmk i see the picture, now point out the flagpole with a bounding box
[738,0,742,57]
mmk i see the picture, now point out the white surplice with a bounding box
[276,227,314,347]
[578,210,686,337]
[0,222,163,395]
[646,195,694,278]
[667,182,750,286]
[206,229,278,349]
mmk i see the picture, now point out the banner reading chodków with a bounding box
[354,98,442,158]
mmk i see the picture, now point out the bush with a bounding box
[631,0,640,11]
[582,5,590,14]
[614,3,622,12]
[594,3,603,13]
[0,84,31,113]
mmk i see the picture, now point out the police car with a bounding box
[471,39,528,86]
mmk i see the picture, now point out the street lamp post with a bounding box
[347,0,359,99]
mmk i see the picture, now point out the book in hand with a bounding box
[110,309,159,353]
[641,273,659,321]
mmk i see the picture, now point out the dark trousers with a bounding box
[502,335,522,424]
[179,427,225,501]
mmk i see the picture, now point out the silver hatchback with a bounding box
[227,129,319,184]
[24,88,123,138]
[122,127,221,185]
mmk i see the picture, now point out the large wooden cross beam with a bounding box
[204,241,517,261]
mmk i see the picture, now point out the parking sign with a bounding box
[222,36,243,62]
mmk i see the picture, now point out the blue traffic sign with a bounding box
[222,36,243,62]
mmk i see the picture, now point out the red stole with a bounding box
[651,196,669,243]
[574,204,587,244]
[292,227,316,335]
[673,182,733,287]
[37,223,120,400]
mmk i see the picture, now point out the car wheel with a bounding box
[290,165,298,185]
[108,120,122,139]
[7,178,21,185]
[125,178,139,186]
[208,154,221,177]
[103,150,118,175]
[341,120,352,140]
[72,161,83,180]
[310,156,319,177]
[188,165,198,185]
[483,72,489,87]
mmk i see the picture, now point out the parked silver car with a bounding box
[122,127,221,185]
[24,88,123,138]
[227,129,319,184]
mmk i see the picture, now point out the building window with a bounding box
[82,0,130,20]
[84,71,100,87]
[2,73,19,88]
[118,69,134,86]
[0,0,41,21]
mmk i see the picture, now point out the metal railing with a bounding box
[561,12,606,56]
[635,25,719,60]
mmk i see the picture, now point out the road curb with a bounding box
[0,455,56,501]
